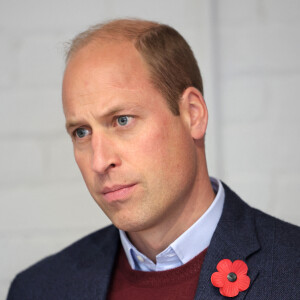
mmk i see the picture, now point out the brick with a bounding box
[222,123,274,173]
[218,1,300,26]
[220,77,267,122]
[107,0,186,25]
[223,173,299,226]
[179,0,213,29]
[0,34,17,88]
[223,121,300,171]
[46,136,81,181]
[218,0,300,27]
[0,89,65,135]
[219,25,300,75]
[0,181,110,231]
[223,172,272,213]
[266,75,300,123]
[183,26,210,72]
[1,280,10,300]
[18,34,65,87]
[219,26,264,75]
[1,133,79,186]
[267,124,300,172]
[260,26,300,71]
[272,173,300,225]
[217,0,259,26]
[0,0,110,32]
[262,0,300,25]
[0,139,44,185]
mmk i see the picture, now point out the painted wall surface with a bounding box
[1,0,299,298]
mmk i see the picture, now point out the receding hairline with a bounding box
[65,19,162,63]
[64,18,204,116]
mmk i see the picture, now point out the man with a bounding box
[7,19,299,299]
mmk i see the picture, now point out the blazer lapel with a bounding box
[194,184,261,300]
[70,225,120,300]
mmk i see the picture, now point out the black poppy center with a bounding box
[227,272,237,282]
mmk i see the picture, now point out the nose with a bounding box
[91,132,121,174]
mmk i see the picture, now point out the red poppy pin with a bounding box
[211,259,250,298]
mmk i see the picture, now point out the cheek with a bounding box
[132,127,169,166]
[131,121,193,173]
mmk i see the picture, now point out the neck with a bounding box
[127,157,215,262]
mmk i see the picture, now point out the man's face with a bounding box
[62,41,199,233]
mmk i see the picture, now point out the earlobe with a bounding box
[180,87,208,140]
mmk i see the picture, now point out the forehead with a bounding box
[63,41,152,99]
[62,40,170,125]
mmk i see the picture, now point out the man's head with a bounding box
[62,19,211,240]
[65,19,203,115]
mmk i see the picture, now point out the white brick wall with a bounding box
[1,0,299,298]
[216,0,300,227]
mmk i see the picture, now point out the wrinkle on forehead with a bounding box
[69,89,143,109]
[74,85,143,99]
[63,75,152,113]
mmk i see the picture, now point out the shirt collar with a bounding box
[119,177,225,271]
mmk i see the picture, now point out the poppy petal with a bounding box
[232,260,248,275]
[237,274,251,291]
[211,272,226,287]
[212,259,250,297]
[217,259,232,274]
[220,282,239,298]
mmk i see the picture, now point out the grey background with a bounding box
[1,0,300,297]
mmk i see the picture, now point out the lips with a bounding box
[101,184,136,202]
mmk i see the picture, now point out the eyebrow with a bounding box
[65,120,81,132]
[65,103,143,132]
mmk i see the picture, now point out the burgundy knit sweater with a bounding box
[107,247,207,300]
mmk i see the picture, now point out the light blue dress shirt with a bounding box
[119,177,225,271]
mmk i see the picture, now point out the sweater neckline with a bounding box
[116,247,207,288]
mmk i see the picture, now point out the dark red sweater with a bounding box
[107,247,207,300]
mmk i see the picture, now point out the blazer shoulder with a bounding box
[251,208,300,299]
[22,224,118,273]
[252,206,300,249]
[223,182,300,249]
[7,225,119,300]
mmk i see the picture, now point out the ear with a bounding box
[179,87,208,140]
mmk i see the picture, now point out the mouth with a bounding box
[101,184,137,202]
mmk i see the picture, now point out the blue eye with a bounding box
[75,128,89,138]
[117,116,131,126]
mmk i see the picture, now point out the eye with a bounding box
[74,127,90,139]
[116,116,133,126]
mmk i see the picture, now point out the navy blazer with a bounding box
[7,184,300,299]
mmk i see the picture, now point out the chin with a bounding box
[96,196,156,233]
[111,219,142,232]
[109,212,150,233]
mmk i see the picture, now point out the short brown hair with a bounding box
[65,19,203,115]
